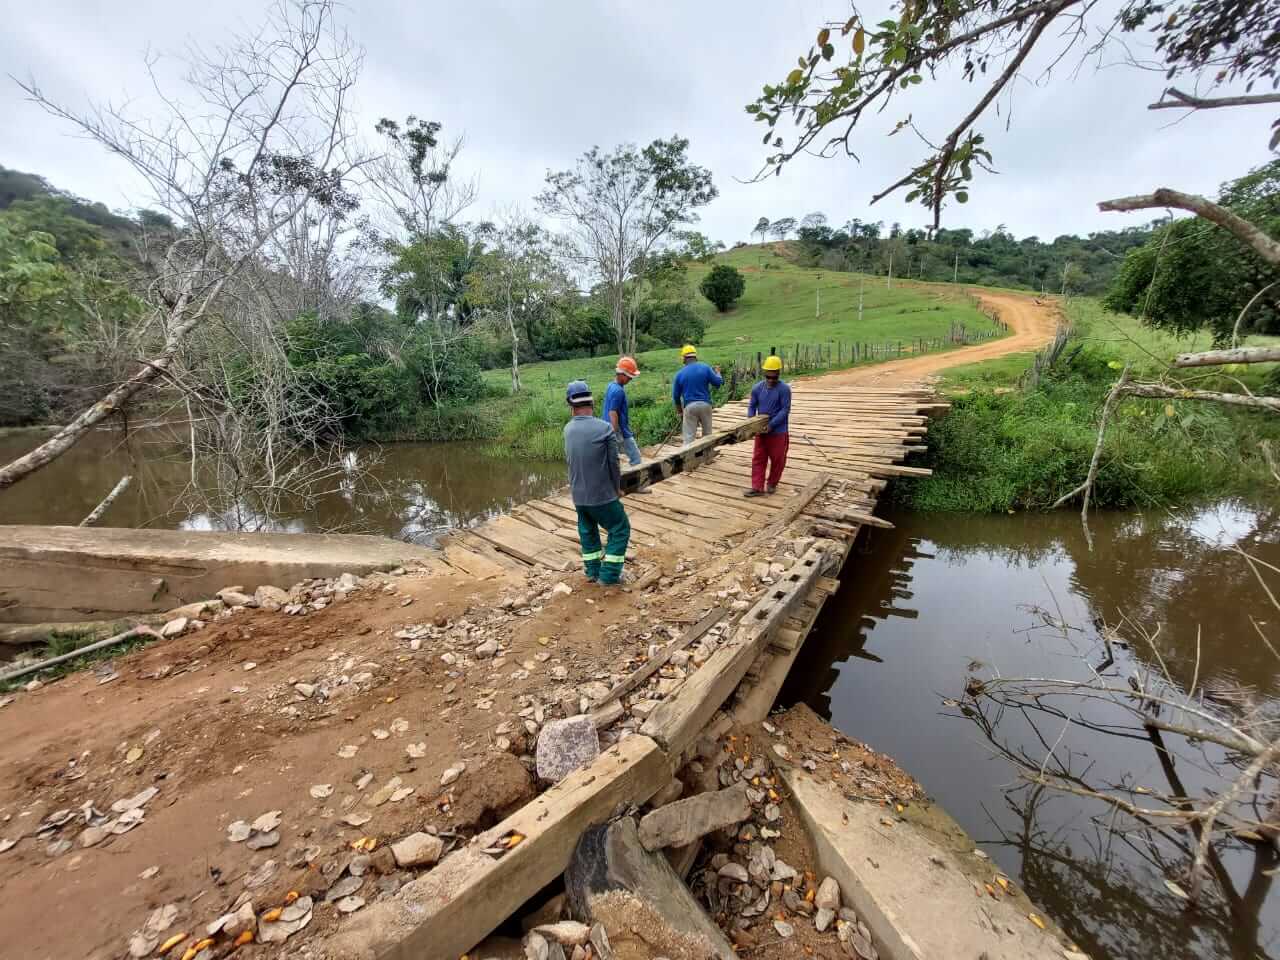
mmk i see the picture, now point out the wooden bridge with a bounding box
[342,383,949,959]
[434,383,943,581]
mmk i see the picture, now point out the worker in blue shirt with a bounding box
[603,356,643,466]
[671,344,723,445]
[744,355,791,497]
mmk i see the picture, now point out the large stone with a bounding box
[159,616,189,638]
[254,585,290,611]
[816,876,841,911]
[218,589,255,607]
[637,782,751,852]
[392,832,444,869]
[475,638,500,659]
[536,716,600,783]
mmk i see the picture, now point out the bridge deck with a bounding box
[438,384,941,580]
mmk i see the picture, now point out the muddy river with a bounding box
[0,428,564,540]
[782,502,1280,960]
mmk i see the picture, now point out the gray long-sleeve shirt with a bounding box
[564,414,622,507]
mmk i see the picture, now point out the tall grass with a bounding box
[899,301,1280,512]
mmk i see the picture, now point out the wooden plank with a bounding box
[373,736,671,960]
[771,628,803,652]
[441,543,511,580]
[487,515,579,568]
[815,576,840,595]
[596,606,729,708]
[454,533,532,572]
[619,415,768,493]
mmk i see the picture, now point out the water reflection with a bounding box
[0,426,565,542]
[780,502,1280,960]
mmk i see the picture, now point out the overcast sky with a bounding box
[1,0,1273,245]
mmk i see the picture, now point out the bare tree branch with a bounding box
[1149,87,1280,111]
[1121,381,1280,414]
[1174,345,1280,368]
[1098,189,1280,266]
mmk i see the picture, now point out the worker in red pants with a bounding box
[744,355,792,496]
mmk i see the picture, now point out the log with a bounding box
[0,624,162,684]
[1122,381,1280,414]
[1173,346,1280,368]
[564,817,735,959]
[619,415,767,494]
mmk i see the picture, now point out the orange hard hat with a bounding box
[616,356,640,379]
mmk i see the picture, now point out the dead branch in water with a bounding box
[963,552,1280,906]
[79,475,132,526]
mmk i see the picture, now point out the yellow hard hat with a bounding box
[762,355,783,372]
[680,344,698,358]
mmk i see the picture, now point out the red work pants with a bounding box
[751,432,790,491]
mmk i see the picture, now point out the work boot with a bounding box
[766,485,777,495]
[743,488,764,498]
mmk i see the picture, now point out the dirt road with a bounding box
[814,289,1060,386]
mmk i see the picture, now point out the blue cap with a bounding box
[566,380,592,404]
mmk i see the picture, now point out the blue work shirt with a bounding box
[603,381,633,439]
[672,361,723,407]
[748,379,791,434]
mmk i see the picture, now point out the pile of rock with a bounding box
[676,739,881,959]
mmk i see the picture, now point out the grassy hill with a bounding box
[476,243,1001,458]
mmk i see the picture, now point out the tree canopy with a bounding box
[1104,159,1280,340]
[700,263,747,312]
[747,0,1280,228]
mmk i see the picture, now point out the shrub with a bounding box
[699,264,746,312]
[636,299,705,347]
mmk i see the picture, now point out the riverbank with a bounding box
[893,299,1280,512]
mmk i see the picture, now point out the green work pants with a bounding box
[576,499,630,584]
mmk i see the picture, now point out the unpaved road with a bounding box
[814,289,1060,386]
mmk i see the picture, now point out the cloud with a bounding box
[1,0,1272,246]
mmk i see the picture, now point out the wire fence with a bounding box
[719,317,1010,394]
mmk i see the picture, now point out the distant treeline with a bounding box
[743,213,1155,297]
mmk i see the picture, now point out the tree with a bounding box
[1104,160,1280,340]
[800,211,828,232]
[769,217,797,240]
[753,216,771,243]
[471,212,562,393]
[368,116,476,241]
[746,0,1280,230]
[537,137,717,353]
[674,230,723,263]
[0,0,365,501]
[700,264,747,312]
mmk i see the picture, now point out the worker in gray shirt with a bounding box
[563,379,630,584]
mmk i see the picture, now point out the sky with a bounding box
[1,0,1274,246]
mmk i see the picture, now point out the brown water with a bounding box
[781,502,1280,960]
[0,427,565,541]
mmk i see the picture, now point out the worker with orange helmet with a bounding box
[605,356,643,466]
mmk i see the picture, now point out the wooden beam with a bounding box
[596,606,728,708]
[620,415,767,493]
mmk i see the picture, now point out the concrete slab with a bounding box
[0,525,440,622]
[781,767,1070,960]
